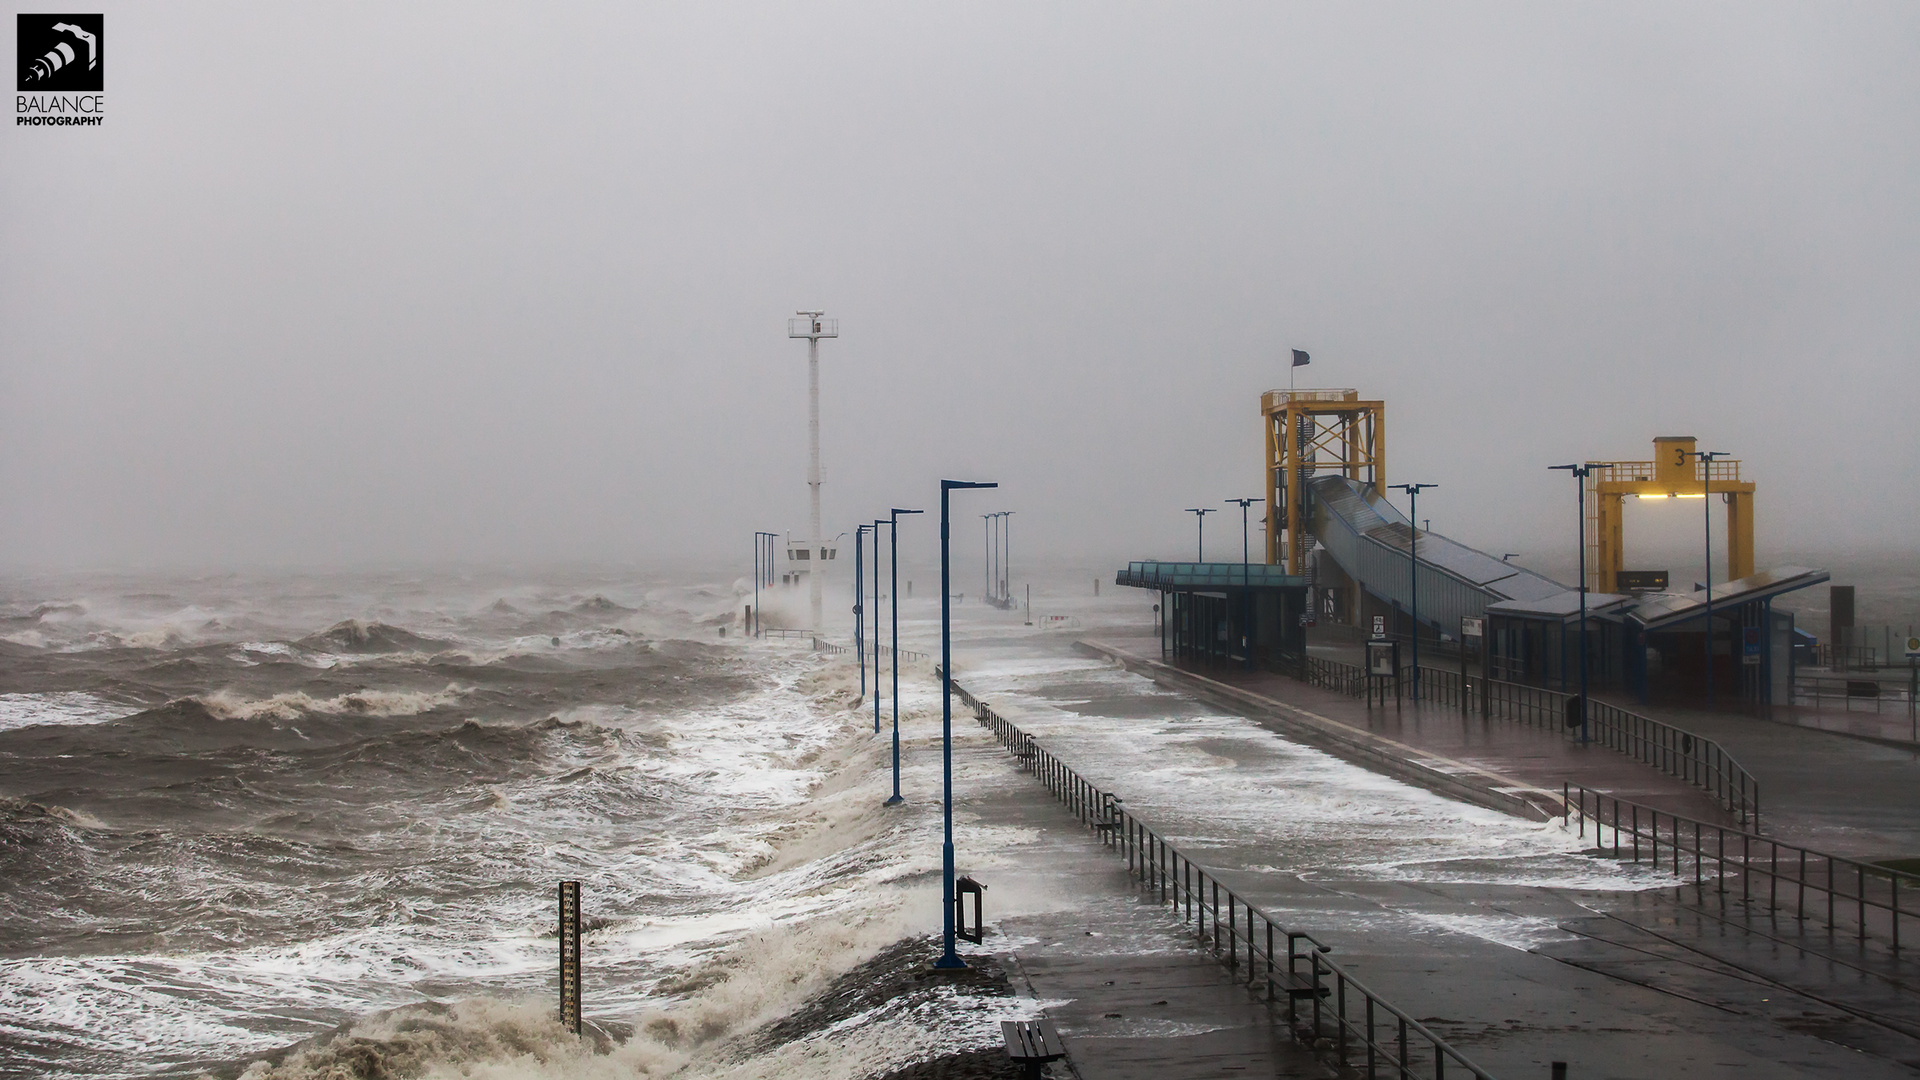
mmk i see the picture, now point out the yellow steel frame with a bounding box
[1586,437,1755,593]
[1261,389,1385,574]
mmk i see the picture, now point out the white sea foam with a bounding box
[0,640,1020,1079]
[0,691,128,733]
[196,684,470,720]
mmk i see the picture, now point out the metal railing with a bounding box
[951,678,1497,1079]
[866,643,931,662]
[1300,653,1758,828]
[1564,785,1916,952]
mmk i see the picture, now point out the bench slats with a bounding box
[1001,1018,1066,1062]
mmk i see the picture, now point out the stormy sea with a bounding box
[0,570,1019,1080]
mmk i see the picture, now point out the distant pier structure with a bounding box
[789,311,839,630]
[1118,384,1828,710]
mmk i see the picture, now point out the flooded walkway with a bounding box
[922,616,1920,1078]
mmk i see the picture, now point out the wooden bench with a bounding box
[1000,1018,1066,1079]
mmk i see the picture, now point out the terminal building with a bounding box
[1117,388,1826,709]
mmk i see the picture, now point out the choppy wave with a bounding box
[197,683,469,721]
[0,691,128,733]
[0,577,984,1079]
[296,620,458,655]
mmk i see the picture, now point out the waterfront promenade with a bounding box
[922,616,1920,1078]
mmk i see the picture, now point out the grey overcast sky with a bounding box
[4,2,1917,573]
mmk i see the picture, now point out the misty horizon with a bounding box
[6,3,1917,575]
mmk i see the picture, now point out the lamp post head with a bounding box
[893,508,924,518]
[944,480,998,492]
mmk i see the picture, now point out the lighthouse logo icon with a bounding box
[17,14,103,92]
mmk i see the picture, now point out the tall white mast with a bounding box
[789,311,837,631]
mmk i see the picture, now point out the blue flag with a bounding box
[1291,349,1310,367]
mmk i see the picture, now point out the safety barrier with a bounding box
[1299,654,1758,828]
[870,643,931,662]
[951,677,1497,1079]
[1564,784,1915,952]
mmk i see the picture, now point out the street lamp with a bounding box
[753,531,778,637]
[981,514,993,602]
[1548,464,1602,742]
[854,525,870,698]
[873,519,888,735]
[886,507,924,805]
[939,478,997,969]
[1390,483,1437,698]
[1184,508,1216,561]
[1227,498,1260,669]
[1694,450,1728,709]
[1000,512,1014,605]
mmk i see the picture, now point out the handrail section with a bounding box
[1301,654,1759,828]
[1563,784,1914,952]
[950,676,1497,1080]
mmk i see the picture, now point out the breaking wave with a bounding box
[197,683,470,721]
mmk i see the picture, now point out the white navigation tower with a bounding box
[789,310,838,630]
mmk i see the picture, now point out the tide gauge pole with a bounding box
[939,479,996,968]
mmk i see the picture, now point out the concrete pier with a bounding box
[931,623,1920,1078]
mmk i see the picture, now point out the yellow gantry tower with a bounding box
[1262,389,1386,574]
[1587,435,1755,593]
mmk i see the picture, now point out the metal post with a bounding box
[1391,484,1436,700]
[558,880,581,1035]
[888,508,921,805]
[1696,450,1726,709]
[938,480,995,969]
[1185,507,1215,561]
[983,511,998,595]
[1002,511,1013,605]
[1551,463,1597,741]
[1229,497,1259,670]
[873,520,886,735]
[855,526,867,698]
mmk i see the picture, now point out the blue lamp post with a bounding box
[1184,507,1215,561]
[1390,483,1436,698]
[886,507,924,805]
[1226,498,1260,669]
[982,514,993,602]
[1000,512,1014,604]
[873,518,887,734]
[1548,464,1598,742]
[1694,450,1727,709]
[854,525,870,698]
[938,479,996,969]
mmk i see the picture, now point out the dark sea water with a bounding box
[0,570,1008,1080]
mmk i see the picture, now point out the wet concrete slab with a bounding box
[952,729,1330,1078]
[936,632,1920,1077]
[1080,636,1735,826]
[1611,700,1920,858]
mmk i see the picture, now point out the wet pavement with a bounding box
[918,616,1920,1078]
